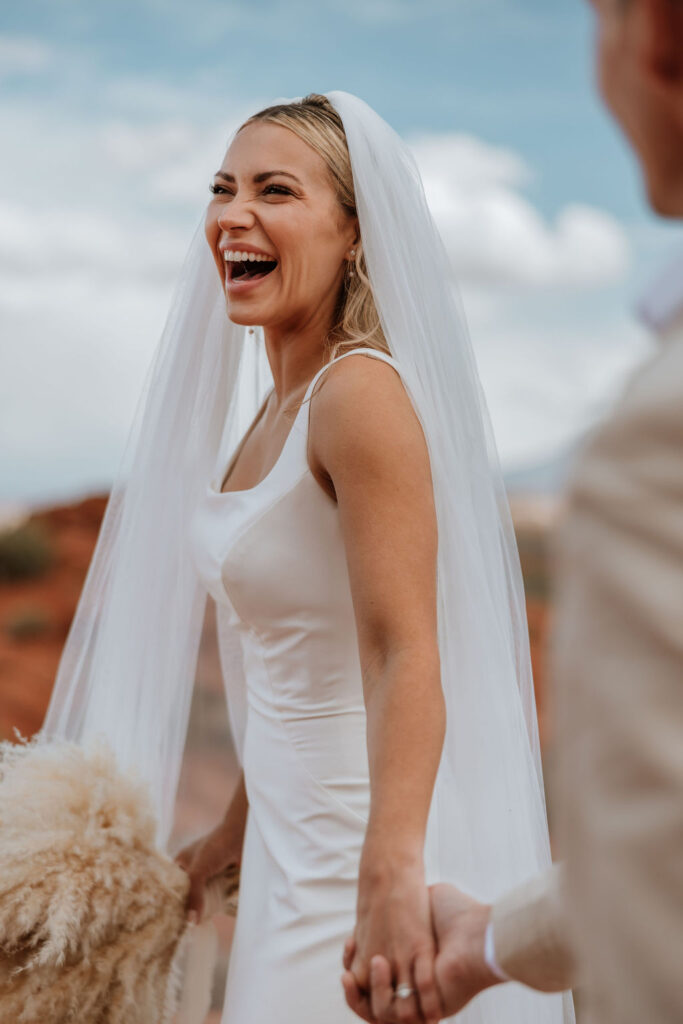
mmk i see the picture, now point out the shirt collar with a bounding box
[635,248,683,343]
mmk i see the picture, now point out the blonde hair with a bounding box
[238,93,390,361]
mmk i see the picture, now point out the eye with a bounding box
[208,182,293,197]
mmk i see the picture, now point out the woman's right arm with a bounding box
[175,770,248,920]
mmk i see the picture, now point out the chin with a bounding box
[223,298,262,328]
[643,171,683,218]
[227,312,260,328]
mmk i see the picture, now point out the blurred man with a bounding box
[342,0,683,1021]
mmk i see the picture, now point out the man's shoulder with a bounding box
[567,330,683,502]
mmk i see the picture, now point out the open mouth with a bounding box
[227,257,279,283]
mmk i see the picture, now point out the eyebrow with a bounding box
[213,169,303,186]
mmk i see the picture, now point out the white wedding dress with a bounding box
[188,344,568,1023]
[189,347,400,1022]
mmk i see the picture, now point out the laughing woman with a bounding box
[176,94,574,1024]
[44,92,573,1024]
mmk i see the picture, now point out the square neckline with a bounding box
[211,385,277,497]
[209,347,394,498]
[211,366,318,498]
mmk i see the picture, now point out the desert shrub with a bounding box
[0,521,55,581]
[4,604,51,640]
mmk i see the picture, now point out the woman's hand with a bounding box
[174,772,248,923]
[174,817,243,923]
[343,842,443,1024]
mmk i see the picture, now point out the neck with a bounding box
[261,318,337,408]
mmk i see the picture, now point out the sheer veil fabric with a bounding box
[41,91,574,1023]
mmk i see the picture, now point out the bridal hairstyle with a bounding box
[42,92,574,1024]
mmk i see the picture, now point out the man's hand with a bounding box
[428,883,503,1016]
[341,883,504,1022]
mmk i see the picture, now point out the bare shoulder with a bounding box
[307,350,433,500]
[307,350,439,661]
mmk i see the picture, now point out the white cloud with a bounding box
[0,94,236,506]
[410,131,630,287]
[1,275,173,507]
[0,86,646,506]
[98,116,230,206]
[0,33,54,77]
[0,200,189,285]
[100,119,200,173]
[410,132,532,191]
[465,290,655,467]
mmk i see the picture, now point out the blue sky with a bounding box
[1,0,682,507]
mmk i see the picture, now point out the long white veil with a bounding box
[41,90,574,1023]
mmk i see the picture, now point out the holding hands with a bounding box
[343,838,442,1024]
[342,880,501,1024]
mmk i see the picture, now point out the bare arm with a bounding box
[311,354,445,1021]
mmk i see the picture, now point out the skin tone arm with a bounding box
[308,354,446,1024]
[175,770,249,922]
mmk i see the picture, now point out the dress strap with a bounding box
[301,347,399,407]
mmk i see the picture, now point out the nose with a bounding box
[216,192,257,232]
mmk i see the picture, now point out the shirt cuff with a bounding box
[484,918,513,982]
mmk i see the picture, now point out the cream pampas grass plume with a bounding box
[0,734,191,1024]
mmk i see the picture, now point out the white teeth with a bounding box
[222,250,276,263]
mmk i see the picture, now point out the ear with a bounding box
[635,0,683,85]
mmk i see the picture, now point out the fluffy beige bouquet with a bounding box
[0,735,192,1024]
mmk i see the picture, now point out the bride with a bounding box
[43,92,574,1024]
